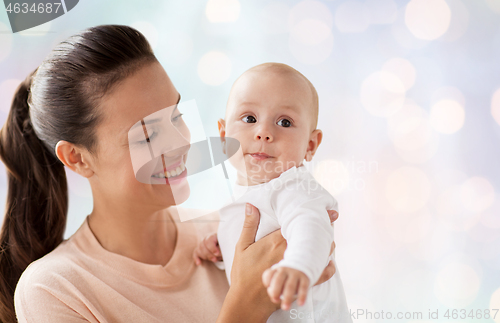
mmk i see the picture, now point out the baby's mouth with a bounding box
[249,152,273,160]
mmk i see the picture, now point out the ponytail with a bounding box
[0,24,157,322]
[0,71,68,322]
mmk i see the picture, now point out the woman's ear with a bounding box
[304,129,323,162]
[55,140,95,178]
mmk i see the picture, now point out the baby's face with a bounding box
[221,69,318,185]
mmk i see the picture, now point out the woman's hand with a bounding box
[216,204,338,323]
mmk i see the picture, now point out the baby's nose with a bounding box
[255,130,273,142]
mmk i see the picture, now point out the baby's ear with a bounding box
[304,129,323,162]
[217,118,226,138]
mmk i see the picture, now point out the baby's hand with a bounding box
[262,266,310,311]
[193,233,223,265]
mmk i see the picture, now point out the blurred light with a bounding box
[313,159,350,196]
[485,0,500,14]
[491,88,500,126]
[480,194,500,229]
[382,57,416,91]
[398,269,435,311]
[291,19,331,45]
[197,51,232,86]
[433,168,467,191]
[205,0,241,23]
[159,30,193,65]
[365,0,397,25]
[0,79,22,114]
[385,166,431,212]
[387,100,439,165]
[441,0,469,42]
[360,71,406,117]
[405,0,451,40]
[289,23,333,65]
[430,99,465,134]
[460,177,495,213]
[19,20,52,37]
[334,0,370,33]
[340,244,383,289]
[259,2,290,34]
[364,169,399,216]
[491,287,500,323]
[387,101,432,151]
[131,21,159,50]
[0,23,12,62]
[392,8,430,49]
[384,209,431,243]
[288,0,334,65]
[288,0,333,30]
[432,86,466,106]
[436,185,480,231]
[434,262,480,307]
[407,223,452,262]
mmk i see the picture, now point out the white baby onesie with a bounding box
[217,166,352,323]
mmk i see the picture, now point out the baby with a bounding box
[194,63,351,323]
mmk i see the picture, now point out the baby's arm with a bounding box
[266,174,337,309]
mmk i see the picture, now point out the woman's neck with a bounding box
[87,204,178,266]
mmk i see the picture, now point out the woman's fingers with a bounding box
[330,240,336,256]
[235,203,260,251]
[313,260,336,286]
[327,210,338,223]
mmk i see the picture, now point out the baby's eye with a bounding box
[242,115,257,123]
[277,118,292,127]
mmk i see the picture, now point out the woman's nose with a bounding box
[156,128,191,158]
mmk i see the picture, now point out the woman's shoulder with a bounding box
[15,237,81,293]
[14,237,92,322]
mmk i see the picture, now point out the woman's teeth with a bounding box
[151,160,186,178]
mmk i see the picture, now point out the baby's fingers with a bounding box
[297,277,310,306]
[281,277,299,311]
[262,268,275,288]
[199,238,218,262]
[204,234,221,258]
[192,248,203,266]
[267,271,287,304]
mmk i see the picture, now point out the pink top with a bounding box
[14,211,229,322]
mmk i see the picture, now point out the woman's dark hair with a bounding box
[0,25,157,322]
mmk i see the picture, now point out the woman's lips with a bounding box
[151,158,184,177]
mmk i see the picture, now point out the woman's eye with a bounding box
[277,118,292,127]
[172,113,183,122]
[137,132,157,145]
[242,115,257,123]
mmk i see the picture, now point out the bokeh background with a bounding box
[1,0,500,322]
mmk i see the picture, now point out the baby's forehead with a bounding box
[226,65,318,125]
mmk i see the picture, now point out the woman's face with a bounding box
[89,61,191,212]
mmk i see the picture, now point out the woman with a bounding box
[0,25,337,322]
